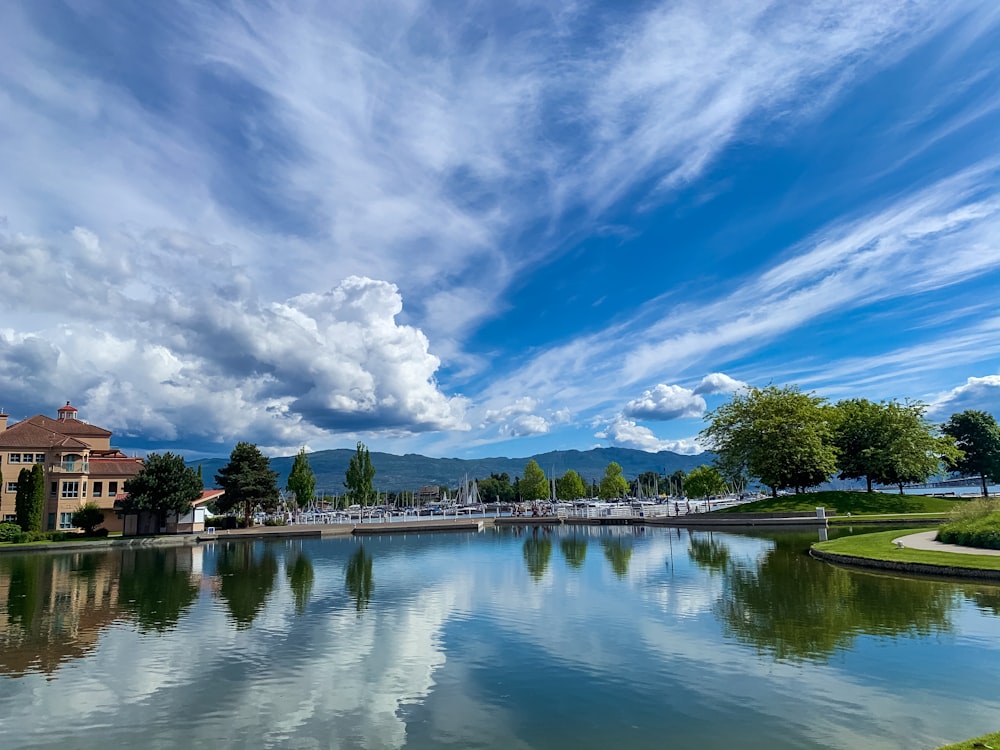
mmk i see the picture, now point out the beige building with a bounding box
[0,403,143,533]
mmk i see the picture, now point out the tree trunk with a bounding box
[982,474,989,499]
[866,476,872,493]
[771,486,777,498]
[898,483,904,495]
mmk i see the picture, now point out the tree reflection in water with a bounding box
[601,538,633,578]
[215,543,279,629]
[687,533,731,575]
[118,548,198,633]
[345,545,374,612]
[713,533,957,662]
[560,536,588,569]
[523,528,552,581]
[287,553,315,615]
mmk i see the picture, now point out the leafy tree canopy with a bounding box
[344,442,377,507]
[943,410,1000,497]
[684,465,727,499]
[555,469,586,500]
[598,462,629,500]
[286,448,316,509]
[71,502,105,534]
[214,442,280,526]
[124,452,203,522]
[520,459,549,502]
[701,385,838,495]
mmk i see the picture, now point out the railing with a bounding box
[49,461,89,473]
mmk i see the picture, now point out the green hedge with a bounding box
[0,522,22,542]
[937,512,1000,550]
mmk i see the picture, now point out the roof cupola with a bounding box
[57,401,78,421]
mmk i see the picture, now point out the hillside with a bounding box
[191,446,710,494]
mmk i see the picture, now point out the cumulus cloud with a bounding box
[693,372,747,395]
[623,384,706,420]
[929,375,1000,418]
[0,229,467,451]
[595,416,702,454]
[481,397,564,437]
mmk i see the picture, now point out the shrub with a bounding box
[263,518,287,526]
[0,522,22,542]
[938,511,1000,550]
[71,502,106,534]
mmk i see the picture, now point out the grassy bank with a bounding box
[935,730,1000,749]
[812,529,1000,571]
[716,490,965,516]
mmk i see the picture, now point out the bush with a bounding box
[71,502,106,534]
[0,522,23,542]
[263,518,287,526]
[938,511,1000,550]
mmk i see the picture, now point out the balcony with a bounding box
[49,461,89,474]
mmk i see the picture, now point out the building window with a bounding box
[93,481,103,498]
[82,482,87,498]
[5,482,16,493]
[2,514,15,522]
[59,512,74,530]
[8,453,21,463]
[109,481,119,496]
[35,453,46,463]
[48,513,56,530]
[50,482,57,497]
[61,481,80,499]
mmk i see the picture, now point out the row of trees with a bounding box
[700,385,1000,496]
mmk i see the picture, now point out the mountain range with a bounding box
[191,447,711,494]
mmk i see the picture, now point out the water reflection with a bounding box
[522,529,552,580]
[601,538,633,578]
[287,553,315,615]
[715,534,955,661]
[215,543,278,629]
[345,545,374,612]
[560,536,588,569]
[687,533,730,574]
[118,548,198,633]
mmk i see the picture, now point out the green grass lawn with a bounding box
[935,730,1000,749]
[716,490,966,516]
[813,529,1000,571]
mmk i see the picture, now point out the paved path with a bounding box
[893,529,1000,556]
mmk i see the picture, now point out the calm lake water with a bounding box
[1,526,997,750]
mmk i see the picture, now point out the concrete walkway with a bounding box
[893,530,1000,556]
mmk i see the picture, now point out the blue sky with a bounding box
[0,0,998,459]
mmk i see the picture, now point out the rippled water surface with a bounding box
[1,526,998,749]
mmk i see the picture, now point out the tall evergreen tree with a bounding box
[286,448,316,509]
[344,442,376,509]
[215,442,280,527]
[15,467,42,533]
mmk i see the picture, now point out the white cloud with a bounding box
[693,372,747,395]
[482,397,560,437]
[595,416,702,454]
[929,375,1000,418]
[623,384,706,420]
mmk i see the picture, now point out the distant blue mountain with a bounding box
[191,446,711,494]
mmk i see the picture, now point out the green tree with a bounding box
[286,448,316,509]
[215,442,280,527]
[520,460,549,502]
[123,452,203,530]
[555,469,586,500]
[344,442,377,511]
[598,462,629,500]
[701,384,838,496]
[832,399,954,493]
[15,466,43,533]
[669,469,686,496]
[684,465,727,499]
[942,410,1000,497]
[71,502,105,534]
[478,473,515,503]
